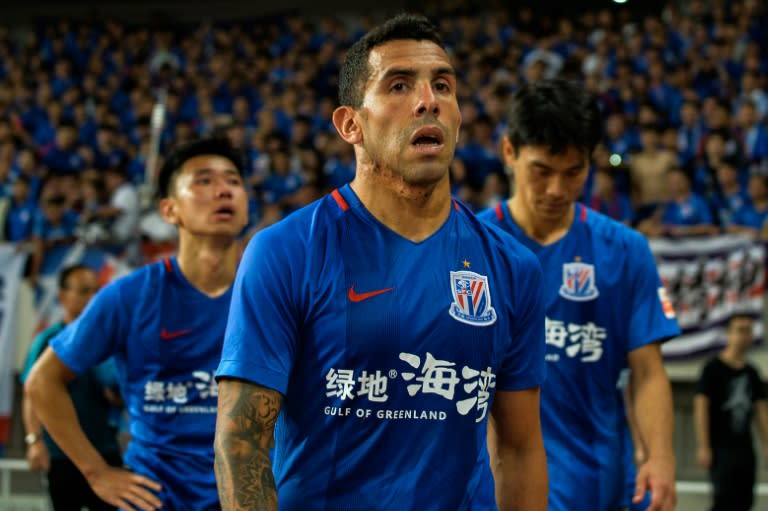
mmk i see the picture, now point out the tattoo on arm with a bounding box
[215,379,282,511]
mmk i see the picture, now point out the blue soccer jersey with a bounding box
[51,257,232,511]
[479,202,680,511]
[217,185,546,511]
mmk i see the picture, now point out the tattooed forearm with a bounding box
[215,379,282,511]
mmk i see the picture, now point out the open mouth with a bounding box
[213,206,235,219]
[410,126,445,147]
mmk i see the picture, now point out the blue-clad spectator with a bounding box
[11,148,45,201]
[261,150,304,209]
[4,176,38,243]
[50,59,75,99]
[29,193,80,282]
[712,158,749,227]
[734,101,768,163]
[92,125,128,172]
[588,167,634,225]
[648,60,683,121]
[604,112,640,164]
[660,167,720,237]
[736,71,768,120]
[322,139,355,190]
[455,114,504,193]
[691,129,734,199]
[729,173,768,239]
[676,100,705,167]
[30,101,63,149]
[41,122,86,175]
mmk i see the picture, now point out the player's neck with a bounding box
[176,235,240,297]
[719,348,747,369]
[349,173,452,242]
[508,197,574,245]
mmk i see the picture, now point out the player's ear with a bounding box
[501,136,517,169]
[158,197,180,226]
[332,106,362,145]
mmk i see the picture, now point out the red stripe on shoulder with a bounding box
[495,202,504,221]
[452,199,461,212]
[331,189,349,212]
[580,203,588,222]
[163,257,173,273]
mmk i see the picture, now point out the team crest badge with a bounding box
[559,262,599,301]
[448,271,497,326]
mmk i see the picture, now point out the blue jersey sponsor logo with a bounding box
[559,262,599,302]
[448,271,497,326]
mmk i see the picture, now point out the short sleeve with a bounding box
[627,233,681,352]
[216,226,301,395]
[50,281,128,374]
[694,359,715,397]
[752,366,767,402]
[496,246,546,391]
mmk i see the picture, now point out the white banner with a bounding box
[650,235,765,358]
[0,244,29,432]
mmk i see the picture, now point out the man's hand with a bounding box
[26,441,50,472]
[633,454,676,511]
[86,465,164,511]
[696,446,712,469]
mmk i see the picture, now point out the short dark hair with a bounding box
[505,78,602,157]
[59,264,94,290]
[156,137,244,198]
[640,123,661,135]
[707,128,730,142]
[338,13,445,108]
[105,163,128,178]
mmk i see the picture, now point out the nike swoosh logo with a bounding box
[160,328,193,340]
[348,285,395,303]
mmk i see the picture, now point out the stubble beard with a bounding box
[369,133,451,189]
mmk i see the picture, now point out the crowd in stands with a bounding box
[0,0,767,279]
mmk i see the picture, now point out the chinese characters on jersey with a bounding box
[143,370,218,407]
[545,317,606,362]
[325,351,496,422]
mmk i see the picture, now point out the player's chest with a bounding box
[307,243,509,366]
[127,292,229,372]
[538,248,623,366]
[537,241,625,305]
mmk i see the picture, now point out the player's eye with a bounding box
[435,81,451,93]
[391,81,407,92]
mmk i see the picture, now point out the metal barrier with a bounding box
[677,480,768,495]
[0,459,50,511]
[4,458,768,511]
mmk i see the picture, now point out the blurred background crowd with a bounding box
[0,0,766,279]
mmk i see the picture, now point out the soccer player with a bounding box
[214,13,547,511]
[479,79,680,511]
[25,137,249,510]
